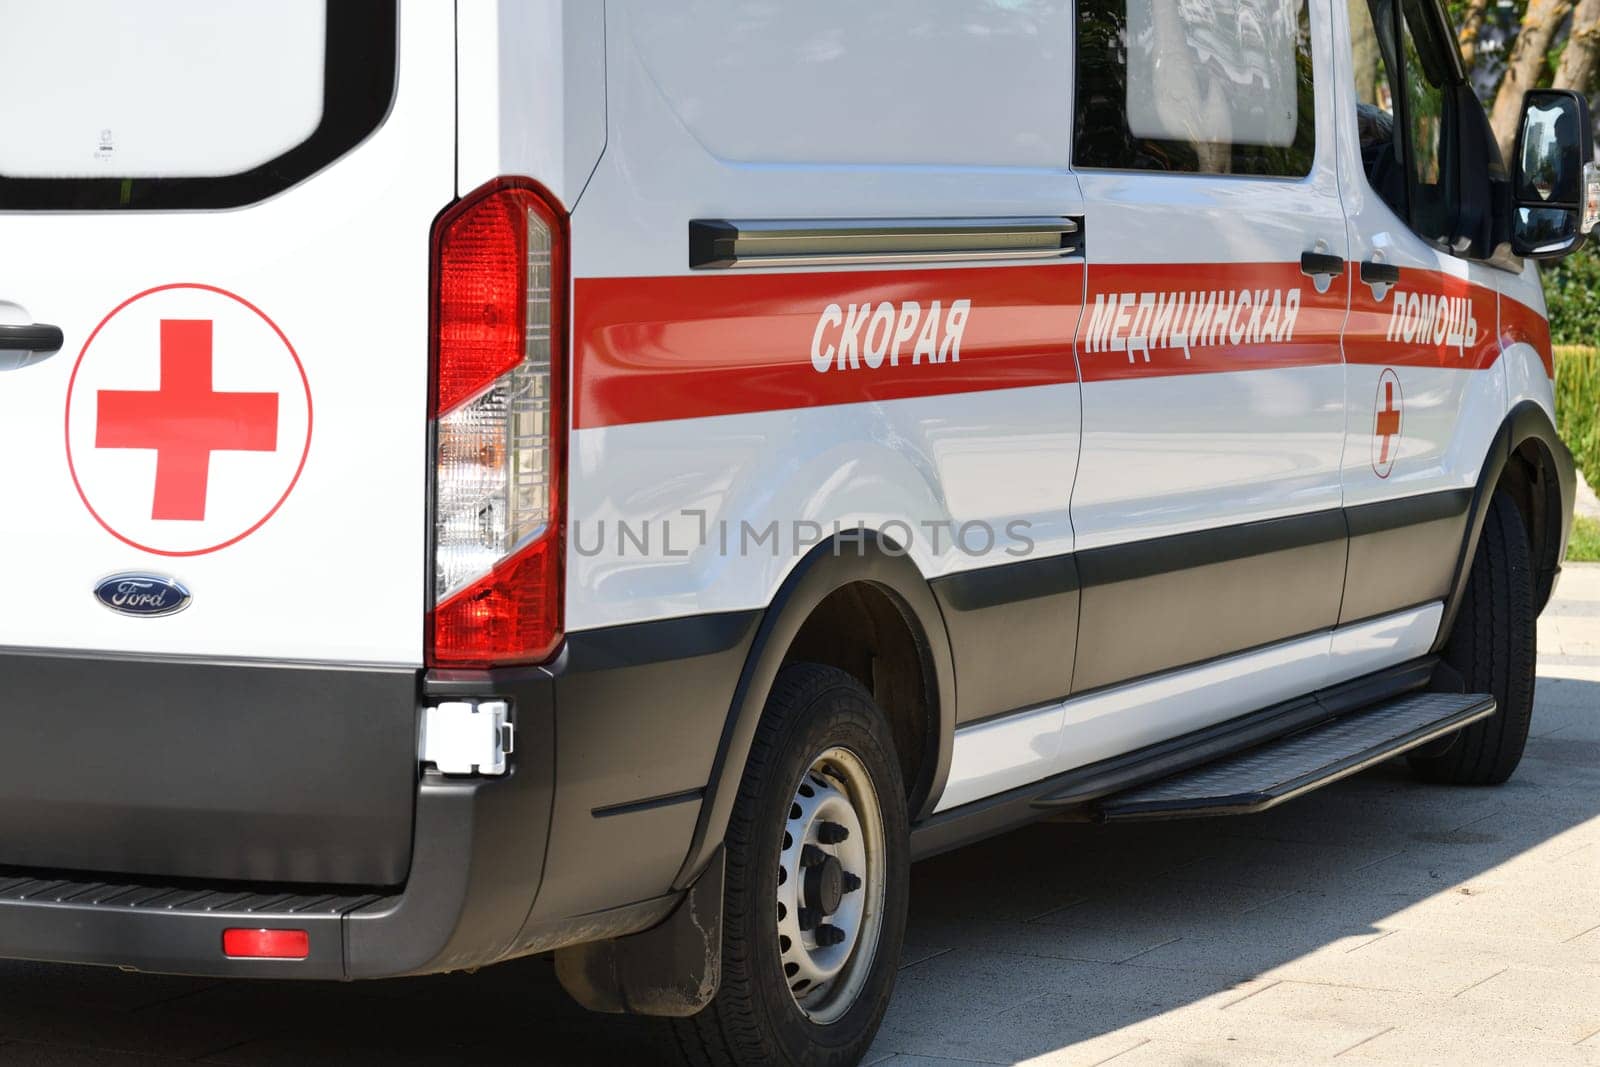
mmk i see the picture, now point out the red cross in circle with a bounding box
[95,319,279,521]
[1375,378,1401,466]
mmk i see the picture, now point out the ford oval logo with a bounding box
[93,573,191,618]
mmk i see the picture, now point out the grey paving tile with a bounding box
[863,1055,1013,1067]
[1164,835,1411,893]
[903,915,1167,968]
[1323,924,1600,980]
[1127,925,1463,990]
[0,1044,198,1067]
[1215,798,1509,850]
[876,951,1261,1063]
[0,999,256,1061]
[0,963,214,1012]
[1029,877,1299,938]
[200,1036,476,1067]
[974,1031,1152,1067]
[1338,1025,1599,1065]
[1091,1036,1357,1065]
[879,946,1103,1029]
[1222,976,1600,1058]
[1451,966,1600,1043]
[1136,985,1394,1059]
[168,968,663,1065]
[1379,880,1600,943]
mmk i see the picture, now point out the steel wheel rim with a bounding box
[774,745,887,1025]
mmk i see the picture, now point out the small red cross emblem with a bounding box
[95,319,279,521]
[1372,368,1403,478]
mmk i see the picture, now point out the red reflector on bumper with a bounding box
[222,928,309,960]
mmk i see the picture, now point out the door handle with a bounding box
[0,323,64,354]
[1360,261,1401,285]
[1299,251,1346,279]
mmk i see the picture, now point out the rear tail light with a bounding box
[428,179,567,668]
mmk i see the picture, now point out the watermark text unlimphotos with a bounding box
[570,512,1035,559]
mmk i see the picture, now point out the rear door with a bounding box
[0,1,453,886]
[1066,0,1350,753]
[0,0,452,666]
[1335,0,1501,629]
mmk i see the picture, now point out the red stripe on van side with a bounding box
[572,260,1548,429]
[1343,267,1502,371]
[1075,261,1347,382]
[572,264,1084,429]
[1500,294,1555,378]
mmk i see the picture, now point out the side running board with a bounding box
[1095,692,1496,822]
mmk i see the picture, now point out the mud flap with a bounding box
[554,847,724,1017]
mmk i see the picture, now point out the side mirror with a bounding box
[1510,89,1599,259]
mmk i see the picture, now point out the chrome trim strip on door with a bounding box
[688,217,1081,269]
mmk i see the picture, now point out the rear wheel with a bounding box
[1409,491,1537,785]
[670,663,909,1066]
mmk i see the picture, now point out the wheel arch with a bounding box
[1433,399,1576,654]
[669,530,956,891]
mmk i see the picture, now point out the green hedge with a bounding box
[1556,345,1600,497]
[1544,247,1600,347]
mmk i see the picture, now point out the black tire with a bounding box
[669,663,909,1066]
[1409,490,1537,785]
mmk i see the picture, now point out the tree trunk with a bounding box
[1555,0,1600,95]
[1351,0,1381,105]
[1458,0,1491,70]
[1490,0,1576,162]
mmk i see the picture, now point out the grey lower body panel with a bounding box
[0,651,418,886]
[934,493,1469,723]
[1341,490,1472,626]
[1073,509,1349,694]
[931,553,1079,725]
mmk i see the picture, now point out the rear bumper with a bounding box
[0,611,759,979]
[0,769,671,981]
[0,774,550,981]
[0,663,564,981]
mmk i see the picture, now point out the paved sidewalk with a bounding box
[0,569,1597,1066]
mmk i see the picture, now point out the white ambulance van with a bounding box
[0,0,1591,1062]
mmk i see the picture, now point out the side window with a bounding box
[1348,0,1462,244]
[1074,0,1317,177]
[1397,3,1458,241]
[0,0,396,211]
[1349,0,1406,214]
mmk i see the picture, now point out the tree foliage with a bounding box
[1444,0,1599,345]
[1545,252,1600,344]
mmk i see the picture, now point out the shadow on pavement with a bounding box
[0,675,1594,1066]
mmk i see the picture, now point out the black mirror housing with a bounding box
[1509,89,1598,260]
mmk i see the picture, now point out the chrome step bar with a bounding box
[1095,691,1497,822]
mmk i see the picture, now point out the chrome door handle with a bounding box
[0,322,64,354]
